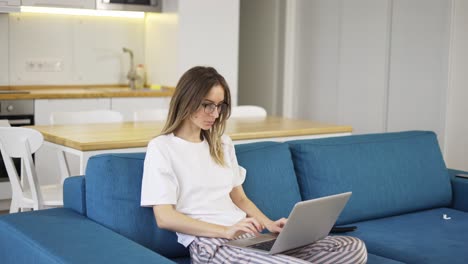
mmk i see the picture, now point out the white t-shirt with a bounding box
[140,133,247,247]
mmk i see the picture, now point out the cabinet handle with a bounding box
[8,119,32,126]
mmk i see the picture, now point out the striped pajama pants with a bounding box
[189,235,367,264]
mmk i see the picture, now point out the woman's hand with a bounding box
[223,217,263,239]
[264,217,288,233]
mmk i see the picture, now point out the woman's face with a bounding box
[190,85,225,130]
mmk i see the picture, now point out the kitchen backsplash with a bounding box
[0,12,178,87]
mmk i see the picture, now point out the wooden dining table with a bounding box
[28,116,352,177]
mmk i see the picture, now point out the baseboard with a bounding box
[0,182,12,200]
[0,199,10,212]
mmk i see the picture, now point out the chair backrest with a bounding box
[0,120,11,127]
[133,109,168,122]
[231,105,267,118]
[50,110,123,125]
[0,127,44,208]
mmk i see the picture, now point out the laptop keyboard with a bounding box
[248,239,276,251]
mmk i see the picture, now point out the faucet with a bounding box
[123,47,137,90]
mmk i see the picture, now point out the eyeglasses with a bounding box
[201,102,228,114]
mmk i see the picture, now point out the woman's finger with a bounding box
[240,222,259,234]
[244,217,263,232]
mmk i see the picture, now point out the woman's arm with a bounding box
[230,186,287,233]
[153,204,263,239]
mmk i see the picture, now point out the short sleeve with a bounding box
[141,138,178,207]
[223,135,246,187]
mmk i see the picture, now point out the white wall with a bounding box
[145,13,178,86]
[238,0,284,115]
[294,0,341,124]
[177,0,240,105]
[445,0,468,171]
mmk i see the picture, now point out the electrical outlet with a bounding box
[25,59,63,72]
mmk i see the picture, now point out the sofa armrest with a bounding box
[0,208,174,264]
[449,169,468,212]
[63,176,86,215]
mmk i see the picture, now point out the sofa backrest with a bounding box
[85,153,188,259]
[235,142,302,221]
[288,131,452,225]
[84,141,302,259]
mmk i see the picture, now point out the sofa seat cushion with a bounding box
[0,208,173,264]
[288,131,452,224]
[367,254,405,264]
[351,208,468,264]
[235,142,302,220]
[172,257,191,264]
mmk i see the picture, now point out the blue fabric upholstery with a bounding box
[63,176,86,215]
[235,142,302,220]
[172,257,191,264]
[85,153,188,259]
[350,208,468,264]
[367,254,405,264]
[0,208,173,264]
[448,169,468,212]
[288,131,452,225]
[3,131,468,263]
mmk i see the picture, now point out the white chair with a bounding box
[133,109,168,122]
[0,120,10,127]
[231,105,267,118]
[49,110,123,180]
[50,110,123,125]
[0,127,63,213]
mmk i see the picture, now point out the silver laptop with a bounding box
[225,192,352,254]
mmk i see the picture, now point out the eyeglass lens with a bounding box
[204,103,226,114]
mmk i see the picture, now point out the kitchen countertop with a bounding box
[27,116,353,177]
[28,116,353,151]
[0,85,174,100]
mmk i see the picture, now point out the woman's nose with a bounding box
[212,108,220,118]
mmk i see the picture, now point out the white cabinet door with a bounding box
[0,15,8,85]
[111,97,170,121]
[34,98,111,186]
[21,0,95,9]
[35,98,111,125]
[386,0,449,147]
[0,0,20,12]
[1,0,20,4]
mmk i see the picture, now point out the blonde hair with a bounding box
[161,66,231,166]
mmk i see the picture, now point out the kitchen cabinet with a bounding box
[35,98,111,125]
[290,0,449,141]
[0,15,8,85]
[0,1,20,12]
[21,0,95,9]
[111,97,170,121]
[34,98,111,186]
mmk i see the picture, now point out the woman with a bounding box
[141,66,367,263]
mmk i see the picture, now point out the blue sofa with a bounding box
[1,131,468,263]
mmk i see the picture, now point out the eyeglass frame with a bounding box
[201,102,229,114]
